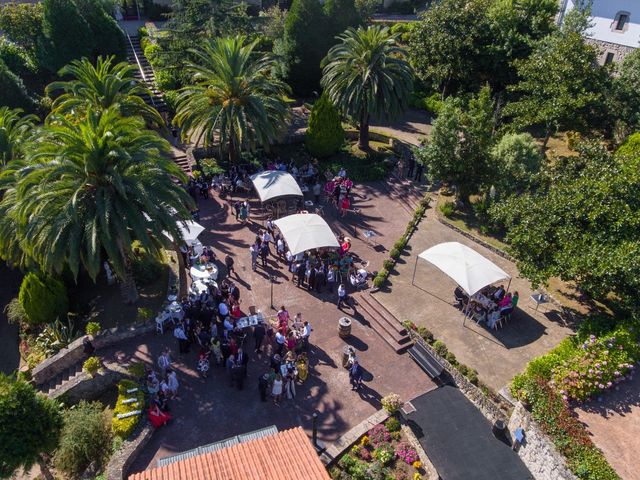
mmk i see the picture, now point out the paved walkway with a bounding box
[404,386,531,480]
[374,213,572,392]
[370,109,432,146]
[575,375,640,480]
[118,182,435,475]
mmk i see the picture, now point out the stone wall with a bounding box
[587,38,636,65]
[106,422,155,480]
[48,363,130,402]
[508,402,577,480]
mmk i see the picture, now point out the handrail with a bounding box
[126,32,159,110]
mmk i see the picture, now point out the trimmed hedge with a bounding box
[18,271,68,326]
[111,379,145,439]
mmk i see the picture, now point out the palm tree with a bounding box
[4,108,193,303]
[0,107,37,166]
[46,56,165,129]
[174,36,289,164]
[321,26,413,150]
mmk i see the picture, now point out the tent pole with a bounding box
[411,256,419,286]
[506,277,512,294]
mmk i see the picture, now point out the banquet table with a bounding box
[236,313,265,329]
[191,280,217,295]
[473,293,495,309]
[190,263,218,280]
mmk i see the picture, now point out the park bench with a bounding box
[408,341,444,380]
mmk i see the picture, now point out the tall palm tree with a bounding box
[0,107,37,166]
[174,36,289,164]
[4,108,193,303]
[46,56,165,129]
[321,26,414,150]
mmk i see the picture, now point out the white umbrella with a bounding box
[163,220,205,244]
[417,242,510,296]
[274,213,340,256]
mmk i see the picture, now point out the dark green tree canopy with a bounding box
[0,375,63,478]
[18,271,68,326]
[0,3,44,51]
[305,93,345,157]
[491,141,640,311]
[76,0,126,61]
[0,59,34,111]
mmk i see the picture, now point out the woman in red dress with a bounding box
[148,401,172,428]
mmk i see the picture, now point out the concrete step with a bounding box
[355,293,411,354]
[38,362,84,396]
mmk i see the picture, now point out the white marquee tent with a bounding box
[163,220,205,244]
[274,213,340,256]
[416,242,510,296]
[250,170,303,203]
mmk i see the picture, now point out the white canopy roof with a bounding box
[163,220,205,244]
[274,214,340,256]
[250,170,303,203]
[418,242,510,296]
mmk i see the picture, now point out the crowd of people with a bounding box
[454,284,520,329]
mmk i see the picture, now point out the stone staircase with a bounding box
[125,34,166,113]
[170,150,192,176]
[355,292,412,354]
[37,361,84,396]
[382,176,425,215]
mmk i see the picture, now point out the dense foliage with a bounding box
[489,132,542,196]
[0,375,63,478]
[112,379,145,439]
[53,401,111,477]
[305,93,345,157]
[0,107,36,166]
[0,60,34,111]
[322,26,413,149]
[18,272,68,326]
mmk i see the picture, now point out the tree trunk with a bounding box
[37,455,54,480]
[358,110,370,151]
[228,125,239,166]
[541,126,553,152]
[117,242,139,304]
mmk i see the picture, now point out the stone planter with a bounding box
[338,317,352,338]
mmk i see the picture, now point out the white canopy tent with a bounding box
[163,220,205,244]
[250,170,303,203]
[274,213,340,256]
[415,242,510,296]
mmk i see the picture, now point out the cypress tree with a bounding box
[305,93,345,157]
[0,59,34,111]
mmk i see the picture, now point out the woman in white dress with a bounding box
[167,370,179,398]
[272,373,283,406]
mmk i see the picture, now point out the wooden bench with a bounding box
[408,342,445,379]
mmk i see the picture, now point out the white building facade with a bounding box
[559,0,640,64]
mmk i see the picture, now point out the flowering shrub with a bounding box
[412,461,422,469]
[360,435,369,446]
[385,416,401,432]
[381,393,403,414]
[552,328,639,401]
[368,424,391,447]
[395,442,419,465]
[372,444,394,465]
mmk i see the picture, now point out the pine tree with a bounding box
[305,93,345,157]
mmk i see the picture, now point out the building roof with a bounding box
[128,427,330,480]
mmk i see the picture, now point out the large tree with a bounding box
[37,0,95,74]
[46,56,165,128]
[175,36,289,164]
[321,26,413,150]
[0,108,193,303]
[503,9,608,148]
[76,0,126,60]
[491,141,640,312]
[0,375,63,480]
[0,60,34,111]
[610,49,640,143]
[414,86,495,200]
[490,132,543,196]
[0,3,44,52]
[0,107,36,166]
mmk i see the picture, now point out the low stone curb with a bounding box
[320,409,389,466]
[400,423,439,480]
[106,420,155,480]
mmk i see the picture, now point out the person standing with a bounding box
[272,373,283,406]
[296,260,306,287]
[236,348,249,377]
[167,369,179,398]
[254,323,266,354]
[157,348,172,377]
[337,283,347,309]
[239,202,248,223]
[174,323,189,354]
[225,254,235,278]
[301,321,312,351]
[250,243,259,271]
[258,373,270,402]
[233,200,241,221]
[259,241,269,268]
[349,360,363,390]
[312,181,322,204]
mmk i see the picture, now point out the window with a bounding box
[604,52,615,65]
[616,14,629,30]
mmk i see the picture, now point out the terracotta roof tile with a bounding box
[128,427,331,480]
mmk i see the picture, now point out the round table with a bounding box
[190,264,218,281]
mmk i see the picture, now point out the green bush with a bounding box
[0,58,34,111]
[466,369,479,385]
[127,362,145,379]
[393,237,407,251]
[54,401,111,477]
[440,201,455,218]
[433,340,448,357]
[164,89,179,115]
[0,38,35,76]
[143,42,162,64]
[130,241,163,286]
[458,364,469,376]
[85,321,101,336]
[384,416,401,432]
[445,351,458,366]
[389,247,401,260]
[373,272,387,289]
[19,272,68,326]
[305,93,345,157]
[416,326,434,344]
[382,259,394,271]
[83,356,100,376]
[112,380,144,439]
[424,92,444,116]
[154,69,176,90]
[137,307,153,323]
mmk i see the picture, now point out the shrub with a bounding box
[466,369,479,385]
[54,401,111,477]
[395,442,419,465]
[432,340,448,357]
[373,275,387,289]
[85,321,101,336]
[83,356,100,376]
[112,380,144,439]
[385,416,401,432]
[199,157,226,177]
[368,424,391,447]
[445,351,458,366]
[4,297,27,325]
[356,445,371,461]
[155,69,177,90]
[137,307,153,323]
[19,272,68,326]
[389,247,401,260]
[338,453,356,470]
[130,241,163,285]
[127,362,145,379]
[381,393,402,414]
[457,364,469,376]
[439,201,455,218]
[372,444,394,465]
[393,237,407,251]
[305,93,345,157]
[383,259,395,271]
[416,326,433,344]
[164,89,179,115]
[143,42,162,64]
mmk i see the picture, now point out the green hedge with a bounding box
[112,379,144,439]
[18,272,68,325]
[305,93,345,158]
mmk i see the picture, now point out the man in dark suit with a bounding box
[236,348,249,377]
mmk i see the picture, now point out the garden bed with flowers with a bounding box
[510,316,640,480]
[330,416,427,480]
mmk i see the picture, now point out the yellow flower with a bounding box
[413,473,422,480]
[360,435,369,446]
[413,461,422,469]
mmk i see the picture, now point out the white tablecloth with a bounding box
[190,264,218,280]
